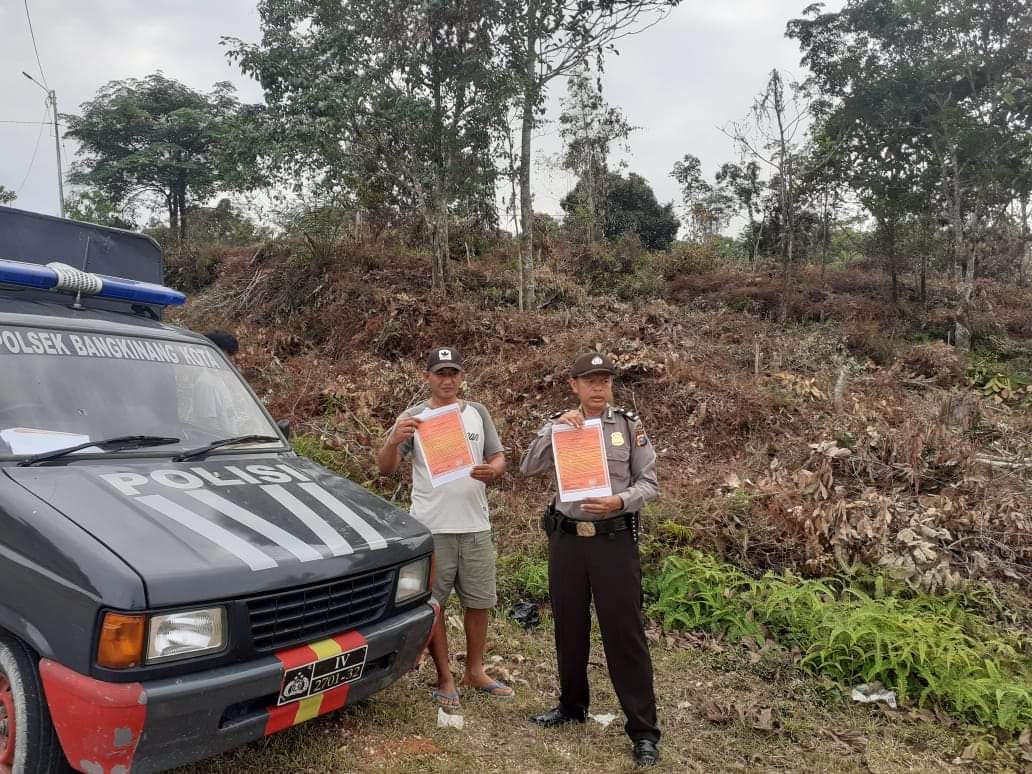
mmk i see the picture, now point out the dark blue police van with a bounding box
[0,207,436,773]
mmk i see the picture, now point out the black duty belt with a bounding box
[558,514,632,538]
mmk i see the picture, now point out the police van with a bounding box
[0,207,436,773]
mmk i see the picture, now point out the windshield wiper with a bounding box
[172,434,280,462]
[18,435,181,467]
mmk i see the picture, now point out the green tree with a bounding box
[64,73,246,243]
[726,70,815,321]
[0,186,16,205]
[558,69,635,246]
[229,0,511,288]
[501,0,681,308]
[64,189,134,229]
[671,154,735,241]
[716,161,764,262]
[788,0,1032,323]
[562,171,678,251]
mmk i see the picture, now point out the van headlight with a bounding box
[396,557,431,604]
[146,607,226,663]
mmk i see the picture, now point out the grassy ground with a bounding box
[176,608,1012,774]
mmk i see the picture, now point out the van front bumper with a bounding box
[39,602,436,773]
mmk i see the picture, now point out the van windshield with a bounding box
[0,325,282,459]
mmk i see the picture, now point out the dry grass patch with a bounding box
[177,613,1013,774]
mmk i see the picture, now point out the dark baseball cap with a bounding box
[426,347,464,373]
[570,352,617,377]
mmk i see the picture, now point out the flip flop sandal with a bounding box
[473,680,515,699]
[431,688,461,708]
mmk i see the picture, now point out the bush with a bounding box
[615,265,665,301]
[165,245,221,293]
[845,320,898,364]
[571,244,623,294]
[612,232,645,274]
[650,550,1032,731]
[496,544,550,602]
[659,239,731,279]
[281,203,354,269]
[290,433,380,489]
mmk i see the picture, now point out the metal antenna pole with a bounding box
[49,90,65,218]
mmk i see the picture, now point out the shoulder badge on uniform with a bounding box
[635,429,649,447]
[614,406,639,423]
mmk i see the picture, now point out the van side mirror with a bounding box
[277,419,292,439]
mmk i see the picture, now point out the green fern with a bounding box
[650,551,1032,731]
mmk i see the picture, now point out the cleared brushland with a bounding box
[172,247,1032,772]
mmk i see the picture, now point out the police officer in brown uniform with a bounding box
[520,352,660,768]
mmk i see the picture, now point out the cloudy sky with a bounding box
[0,0,840,224]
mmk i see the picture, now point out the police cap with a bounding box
[570,351,617,377]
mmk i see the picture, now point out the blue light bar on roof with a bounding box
[0,258,186,306]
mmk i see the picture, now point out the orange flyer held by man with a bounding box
[414,402,475,487]
[551,419,611,501]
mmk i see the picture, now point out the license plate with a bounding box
[276,644,368,706]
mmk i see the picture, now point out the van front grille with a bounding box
[246,569,394,652]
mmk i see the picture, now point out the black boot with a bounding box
[632,739,660,768]
[529,706,586,728]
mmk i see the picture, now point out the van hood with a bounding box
[4,455,430,606]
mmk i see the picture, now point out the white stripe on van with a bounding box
[188,489,323,563]
[261,484,354,557]
[298,483,389,550]
[139,494,277,571]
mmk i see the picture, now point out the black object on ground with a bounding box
[511,601,540,630]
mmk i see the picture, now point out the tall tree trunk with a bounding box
[431,177,449,289]
[1020,193,1030,287]
[752,220,763,269]
[509,169,524,309]
[177,190,188,244]
[585,160,596,247]
[429,34,449,292]
[518,24,538,311]
[167,193,178,243]
[950,145,972,349]
[885,218,899,304]
[780,210,793,323]
[919,216,928,304]
[771,70,793,324]
[747,204,758,267]
[820,193,830,284]
[920,250,927,304]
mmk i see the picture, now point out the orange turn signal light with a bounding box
[97,612,146,669]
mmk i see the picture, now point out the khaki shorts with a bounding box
[431,530,497,609]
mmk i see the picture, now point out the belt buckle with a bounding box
[575,521,596,537]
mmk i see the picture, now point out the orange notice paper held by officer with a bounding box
[414,403,475,488]
[551,418,612,502]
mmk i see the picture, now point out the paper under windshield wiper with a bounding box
[172,434,280,462]
[18,435,181,467]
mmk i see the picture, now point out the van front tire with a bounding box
[0,635,72,774]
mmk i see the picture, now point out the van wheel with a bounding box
[0,636,71,774]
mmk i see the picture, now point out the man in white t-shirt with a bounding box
[377,347,511,708]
